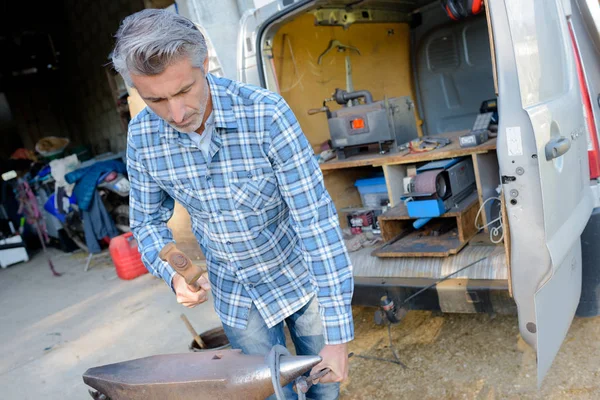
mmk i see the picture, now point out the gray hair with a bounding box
[112,9,208,87]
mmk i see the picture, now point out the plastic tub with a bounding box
[354,176,389,208]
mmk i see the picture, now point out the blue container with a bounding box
[354,176,389,208]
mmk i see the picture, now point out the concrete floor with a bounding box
[0,249,221,400]
[2,249,600,399]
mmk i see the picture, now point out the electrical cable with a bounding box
[401,257,488,307]
[475,196,504,244]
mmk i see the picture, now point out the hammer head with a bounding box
[159,242,204,285]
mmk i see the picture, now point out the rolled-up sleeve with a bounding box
[127,134,176,288]
[267,97,354,344]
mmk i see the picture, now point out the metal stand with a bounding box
[84,253,94,272]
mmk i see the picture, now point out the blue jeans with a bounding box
[222,296,340,400]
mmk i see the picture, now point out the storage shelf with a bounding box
[373,192,480,258]
[380,191,479,220]
[319,130,497,171]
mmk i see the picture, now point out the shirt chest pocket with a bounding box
[157,177,207,213]
[229,168,280,212]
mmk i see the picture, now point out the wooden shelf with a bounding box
[380,191,479,221]
[373,192,480,258]
[319,130,497,171]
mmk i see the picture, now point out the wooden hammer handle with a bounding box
[180,314,206,349]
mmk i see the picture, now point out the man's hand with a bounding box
[310,343,350,384]
[172,273,211,308]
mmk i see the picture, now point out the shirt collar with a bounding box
[158,73,237,141]
[206,73,238,131]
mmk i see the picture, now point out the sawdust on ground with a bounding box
[339,307,600,400]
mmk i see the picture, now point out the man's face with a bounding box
[131,56,210,133]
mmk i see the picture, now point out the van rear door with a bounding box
[488,0,594,384]
[237,1,284,86]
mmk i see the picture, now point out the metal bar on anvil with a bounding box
[83,349,321,400]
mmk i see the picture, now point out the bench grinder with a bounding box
[309,88,419,160]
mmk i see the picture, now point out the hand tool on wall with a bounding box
[317,40,361,106]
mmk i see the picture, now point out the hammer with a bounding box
[159,242,209,349]
[159,242,208,291]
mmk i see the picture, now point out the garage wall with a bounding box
[60,0,145,154]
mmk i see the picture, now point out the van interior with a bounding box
[258,0,510,298]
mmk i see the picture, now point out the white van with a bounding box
[237,0,600,384]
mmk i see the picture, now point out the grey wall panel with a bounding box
[414,11,496,135]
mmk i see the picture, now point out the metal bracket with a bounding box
[312,9,410,28]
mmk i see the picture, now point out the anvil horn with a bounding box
[83,349,321,400]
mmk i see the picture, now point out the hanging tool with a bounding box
[408,136,452,153]
[180,314,206,349]
[83,348,322,400]
[317,40,361,106]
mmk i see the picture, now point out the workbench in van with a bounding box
[318,130,506,259]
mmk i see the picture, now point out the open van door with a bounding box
[237,1,285,86]
[488,0,594,384]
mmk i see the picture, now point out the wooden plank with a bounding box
[376,136,496,167]
[456,197,480,243]
[319,130,497,171]
[379,219,411,242]
[379,191,479,220]
[501,193,513,297]
[383,164,406,208]
[484,0,499,96]
[472,151,501,233]
[375,193,480,257]
[472,154,486,230]
[372,226,468,258]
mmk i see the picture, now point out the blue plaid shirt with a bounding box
[127,74,354,344]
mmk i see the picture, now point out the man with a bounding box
[112,9,354,399]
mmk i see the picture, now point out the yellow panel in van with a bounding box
[271,13,421,149]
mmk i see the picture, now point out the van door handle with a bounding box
[545,136,571,160]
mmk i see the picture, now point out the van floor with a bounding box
[2,250,600,399]
[351,243,507,280]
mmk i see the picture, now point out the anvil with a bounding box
[83,348,321,399]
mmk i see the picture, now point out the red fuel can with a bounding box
[109,232,148,280]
